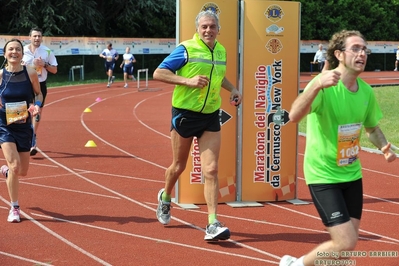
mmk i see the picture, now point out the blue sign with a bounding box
[71,48,80,55]
[143,48,150,54]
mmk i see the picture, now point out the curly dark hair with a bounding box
[326,30,367,69]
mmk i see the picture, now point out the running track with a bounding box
[0,72,398,265]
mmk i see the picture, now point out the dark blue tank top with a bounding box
[0,66,33,128]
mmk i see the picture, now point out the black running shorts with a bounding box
[308,178,363,227]
[0,125,34,152]
[171,107,220,138]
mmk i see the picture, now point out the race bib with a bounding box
[35,65,43,77]
[337,123,362,166]
[5,101,28,125]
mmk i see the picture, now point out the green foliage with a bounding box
[289,0,399,41]
[1,0,175,38]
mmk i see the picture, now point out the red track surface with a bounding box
[0,72,398,265]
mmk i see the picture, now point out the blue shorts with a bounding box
[104,62,115,72]
[0,125,33,152]
[171,107,220,138]
[308,178,363,227]
[123,65,134,75]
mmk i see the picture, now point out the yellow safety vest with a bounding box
[172,33,227,113]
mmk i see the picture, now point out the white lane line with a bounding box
[19,180,121,199]
[38,149,281,261]
[267,202,399,245]
[143,201,398,246]
[80,91,167,170]
[133,89,173,139]
[72,168,164,183]
[364,194,399,205]
[0,251,53,266]
[363,209,399,216]
[30,212,279,265]
[0,196,112,266]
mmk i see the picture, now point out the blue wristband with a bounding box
[35,100,42,106]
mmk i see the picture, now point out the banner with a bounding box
[0,35,394,56]
[176,0,239,204]
[0,36,176,56]
[240,0,300,201]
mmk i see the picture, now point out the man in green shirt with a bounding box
[280,30,396,266]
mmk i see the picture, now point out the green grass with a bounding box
[298,86,399,149]
[46,70,153,88]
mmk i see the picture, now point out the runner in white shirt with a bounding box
[22,27,58,156]
[120,47,136,88]
[99,43,119,88]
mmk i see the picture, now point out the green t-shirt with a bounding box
[304,77,382,184]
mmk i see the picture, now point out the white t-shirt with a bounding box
[23,44,58,82]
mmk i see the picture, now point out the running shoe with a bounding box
[156,188,171,225]
[7,206,21,223]
[204,220,230,241]
[279,255,297,266]
[30,134,37,156]
[107,83,110,88]
[30,147,37,156]
[1,165,8,179]
[124,83,128,88]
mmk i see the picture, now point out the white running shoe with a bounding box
[107,83,110,88]
[124,83,128,88]
[204,220,230,241]
[1,165,8,179]
[279,255,297,266]
[156,188,171,225]
[8,206,21,223]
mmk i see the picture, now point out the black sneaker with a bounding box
[30,147,37,156]
[30,134,37,156]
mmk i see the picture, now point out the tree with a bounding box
[1,0,175,38]
[297,0,399,41]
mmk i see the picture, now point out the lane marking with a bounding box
[30,212,279,264]
[0,251,53,266]
[0,196,112,266]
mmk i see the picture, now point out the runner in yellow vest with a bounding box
[153,10,241,241]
